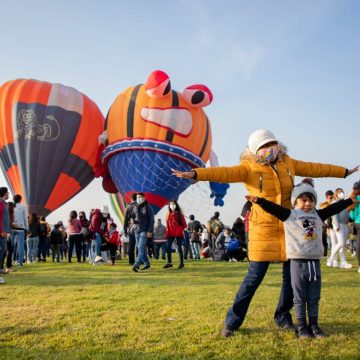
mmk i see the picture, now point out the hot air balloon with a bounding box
[0,79,104,216]
[96,70,228,214]
[109,192,127,225]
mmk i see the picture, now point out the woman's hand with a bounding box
[348,165,359,176]
[171,168,195,179]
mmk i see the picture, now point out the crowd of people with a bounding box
[0,190,250,281]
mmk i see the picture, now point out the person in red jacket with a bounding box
[163,200,187,269]
[101,223,120,265]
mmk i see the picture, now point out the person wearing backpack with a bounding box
[207,212,224,250]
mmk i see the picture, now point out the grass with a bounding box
[1,255,359,360]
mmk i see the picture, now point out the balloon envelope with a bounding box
[102,70,213,213]
[0,79,104,216]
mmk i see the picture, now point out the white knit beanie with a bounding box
[291,183,318,207]
[248,129,277,154]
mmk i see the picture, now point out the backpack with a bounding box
[210,219,224,237]
[39,223,48,237]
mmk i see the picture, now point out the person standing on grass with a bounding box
[12,194,28,267]
[67,211,83,263]
[132,192,154,272]
[245,179,356,338]
[163,200,187,269]
[0,187,10,283]
[123,193,138,266]
[172,128,359,337]
[187,215,202,260]
[326,188,352,269]
[50,223,62,262]
[349,180,360,274]
[26,213,41,263]
[153,219,167,260]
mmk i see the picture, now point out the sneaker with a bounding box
[178,263,184,269]
[221,325,235,337]
[106,260,113,265]
[5,268,17,273]
[339,262,352,269]
[332,260,339,268]
[326,258,333,267]
[296,326,313,339]
[132,266,139,273]
[0,277,4,284]
[309,325,325,338]
[163,263,173,269]
[142,265,151,271]
[94,256,104,264]
[351,252,356,257]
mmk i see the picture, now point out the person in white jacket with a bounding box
[326,188,352,269]
[12,194,28,266]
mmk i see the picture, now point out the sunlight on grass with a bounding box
[1,256,359,359]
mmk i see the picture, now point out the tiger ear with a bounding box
[145,70,171,98]
[182,84,213,107]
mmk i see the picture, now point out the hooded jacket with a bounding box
[194,144,347,261]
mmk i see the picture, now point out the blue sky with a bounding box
[1,0,359,226]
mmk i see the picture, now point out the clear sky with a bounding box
[0,0,359,226]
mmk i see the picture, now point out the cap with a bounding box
[291,183,318,206]
[100,205,109,215]
[248,129,277,155]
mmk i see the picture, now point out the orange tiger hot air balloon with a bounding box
[97,70,229,213]
[0,79,105,216]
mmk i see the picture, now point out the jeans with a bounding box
[134,231,149,268]
[89,240,96,263]
[11,229,25,265]
[225,260,293,330]
[38,237,48,260]
[191,241,200,259]
[154,241,166,259]
[166,237,184,265]
[27,236,39,262]
[94,232,102,257]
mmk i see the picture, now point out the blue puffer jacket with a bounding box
[350,195,360,223]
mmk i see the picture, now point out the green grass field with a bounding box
[1,256,359,360]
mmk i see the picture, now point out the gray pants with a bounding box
[291,259,321,321]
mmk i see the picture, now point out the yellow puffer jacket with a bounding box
[195,145,347,262]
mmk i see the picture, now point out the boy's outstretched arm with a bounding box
[245,195,291,222]
[317,198,354,222]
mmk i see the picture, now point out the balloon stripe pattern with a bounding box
[0,79,104,216]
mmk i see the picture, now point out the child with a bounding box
[246,179,355,338]
[101,223,120,265]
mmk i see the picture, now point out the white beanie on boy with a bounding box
[291,180,317,207]
[248,129,277,155]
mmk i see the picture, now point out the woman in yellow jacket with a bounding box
[173,129,359,337]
